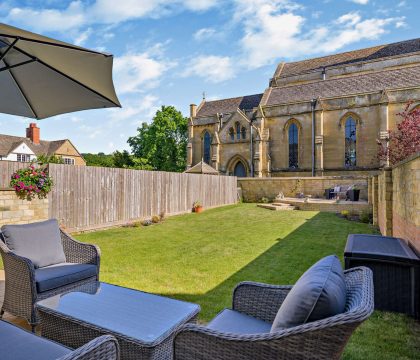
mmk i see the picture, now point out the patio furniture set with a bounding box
[0,219,375,359]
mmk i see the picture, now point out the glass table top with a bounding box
[37,282,200,345]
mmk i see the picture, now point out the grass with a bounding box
[3,204,418,358]
[75,204,420,360]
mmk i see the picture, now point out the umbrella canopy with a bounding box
[0,23,121,119]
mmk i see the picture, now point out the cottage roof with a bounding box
[0,134,67,157]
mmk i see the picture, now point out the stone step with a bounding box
[257,203,296,211]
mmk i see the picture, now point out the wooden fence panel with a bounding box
[0,161,32,188]
[46,164,237,232]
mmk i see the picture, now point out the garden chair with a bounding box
[174,256,374,360]
[0,319,119,360]
[0,219,100,330]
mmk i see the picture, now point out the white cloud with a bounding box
[113,46,176,94]
[3,0,219,33]
[74,27,93,46]
[183,55,235,83]
[348,0,369,4]
[107,95,161,125]
[233,0,404,69]
[194,27,217,41]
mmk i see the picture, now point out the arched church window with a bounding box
[289,123,298,168]
[236,122,241,140]
[241,126,246,140]
[203,131,211,164]
[229,128,234,141]
[344,117,357,167]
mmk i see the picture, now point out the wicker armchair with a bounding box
[0,229,100,329]
[174,267,374,360]
[0,319,119,360]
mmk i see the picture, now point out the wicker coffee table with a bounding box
[36,282,200,360]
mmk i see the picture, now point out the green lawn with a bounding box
[73,204,417,359]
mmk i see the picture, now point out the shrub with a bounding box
[359,210,372,224]
[151,215,160,223]
[377,102,420,165]
[159,212,166,221]
[10,164,53,200]
[141,219,152,226]
[260,197,269,203]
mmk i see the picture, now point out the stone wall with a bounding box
[0,189,49,227]
[372,153,420,253]
[238,176,368,202]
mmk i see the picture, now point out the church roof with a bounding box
[276,38,420,78]
[184,161,219,175]
[0,134,67,157]
[266,65,420,106]
[196,93,263,117]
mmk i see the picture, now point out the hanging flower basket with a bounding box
[10,165,53,200]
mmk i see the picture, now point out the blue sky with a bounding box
[0,0,418,153]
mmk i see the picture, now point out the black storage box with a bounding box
[344,234,420,319]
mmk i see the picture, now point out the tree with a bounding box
[377,103,420,166]
[128,106,188,172]
[36,154,64,165]
[82,153,114,167]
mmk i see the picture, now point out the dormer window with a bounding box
[16,154,31,162]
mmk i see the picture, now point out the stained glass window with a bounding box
[345,117,357,167]
[241,127,246,140]
[236,122,241,140]
[289,123,298,168]
[203,131,211,164]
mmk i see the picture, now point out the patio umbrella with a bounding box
[0,23,121,119]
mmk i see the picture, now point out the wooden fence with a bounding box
[48,164,237,232]
[0,162,237,231]
[0,161,32,188]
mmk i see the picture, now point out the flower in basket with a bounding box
[10,164,53,200]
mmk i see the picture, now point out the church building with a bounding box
[187,38,420,177]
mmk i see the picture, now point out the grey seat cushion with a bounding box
[271,255,346,331]
[0,320,71,360]
[207,309,271,334]
[35,263,98,293]
[1,219,66,268]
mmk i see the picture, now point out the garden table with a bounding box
[36,282,200,360]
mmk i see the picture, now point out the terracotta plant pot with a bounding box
[194,206,203,213]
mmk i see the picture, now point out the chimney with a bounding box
[190,104,197,118]
[26,123,40,144]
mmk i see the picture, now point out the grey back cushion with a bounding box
[271,255,346,331]
[1,219,66,268]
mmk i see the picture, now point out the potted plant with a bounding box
[193,201,203,213]
[347,186,360,202]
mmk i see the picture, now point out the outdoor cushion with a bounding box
[35,262,97,293]
[1,219,66,268]
[207,309,271,334]
[0,320,71,360]
[271,255,346,331]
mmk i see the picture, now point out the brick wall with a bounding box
[238,176,368,202]
[372,153,420,253]
[0,189,49,226]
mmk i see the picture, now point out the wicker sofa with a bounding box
[174,267,374,360]
[0,320,119,360]
[0,220,100,330]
